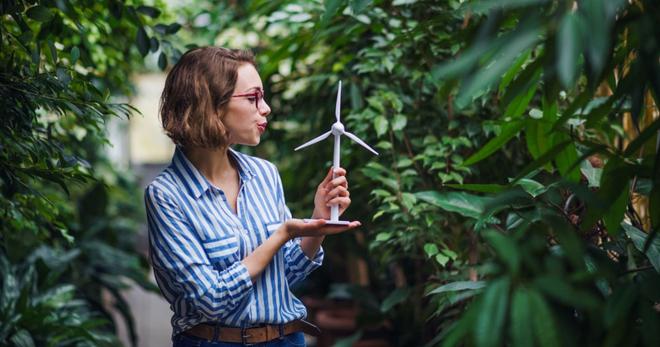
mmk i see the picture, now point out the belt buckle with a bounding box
[241,328,254,346]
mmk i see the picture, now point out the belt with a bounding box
[183,319,321,344]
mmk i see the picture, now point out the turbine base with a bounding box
[303,219,351,226]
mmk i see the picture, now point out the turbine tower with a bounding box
[295,81,379,225]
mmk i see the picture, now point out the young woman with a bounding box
[144,47,360,346]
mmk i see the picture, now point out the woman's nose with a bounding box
[259,99,271,117]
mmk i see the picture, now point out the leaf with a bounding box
[70,46,80,64]
[158,52,168,70]
[428,281,486,295]
[445,183,506,193]
[334,331,363,347]
[436,253,450,266]
[534,276,600,309]
[424,243,439,258]
[528,289,561,347]
[552,134,581,182]
[392,114,407,131]
[515,178,546,197]
[321,0,345,27]
[374,115,388,137]
[474,278,510,347]
[380,287,411,312]
[26,6,53,22]
[166,23,182,34]
[580,159,602,188]
[623,223,660,273]
[9,330,35,347]
[349,0,372,14]
[136,26,149,57]
[512,140,572,182]
[464,120,524,166]
[510,287,534,347]
[415,191,491,220]
[483,231,520,274]
[136,5,161,18]
[557,13,582,88]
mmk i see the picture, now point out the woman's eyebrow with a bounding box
[241,86,263,93]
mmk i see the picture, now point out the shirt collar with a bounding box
[171,146,255,199]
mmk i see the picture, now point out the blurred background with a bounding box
[1,1,659,347]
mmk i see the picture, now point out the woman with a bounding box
[145,46,360,347]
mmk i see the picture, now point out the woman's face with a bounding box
[224,63,271,146]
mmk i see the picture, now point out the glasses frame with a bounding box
[231,89,265,112]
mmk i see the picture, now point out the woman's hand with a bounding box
[282,218,361,240]
[312,167,351,220]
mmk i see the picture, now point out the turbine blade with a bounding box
[335,81,342,122]
[294,131,332,151]
[344,131,379,156]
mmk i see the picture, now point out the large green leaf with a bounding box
[427,281,486,295]
[528,289,561,347]
[474,278,510,347]
[510,287,534,347]
[557,12,583,88]
[464,120,525,166]
[415,191,491,220]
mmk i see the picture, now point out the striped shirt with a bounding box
[145,147,324,336]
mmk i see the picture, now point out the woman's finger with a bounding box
[318,167,334,187]
[325,186,349,202]
[326,196,351,207]
[326,176,348,189]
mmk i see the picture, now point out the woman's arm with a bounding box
[241,219,359,282]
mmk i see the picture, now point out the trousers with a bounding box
[172,331,306,347]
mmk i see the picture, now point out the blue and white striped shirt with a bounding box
[145,147,324,336]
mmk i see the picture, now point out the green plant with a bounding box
[1,0,178,345]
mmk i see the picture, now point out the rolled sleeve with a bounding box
[283,237,324,286]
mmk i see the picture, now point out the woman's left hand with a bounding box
[312,167,350,220]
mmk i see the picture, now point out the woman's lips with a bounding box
[257,122,267,133]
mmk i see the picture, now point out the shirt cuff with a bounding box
[226,261,253,296]
[288,238,324,275]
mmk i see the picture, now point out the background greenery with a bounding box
[1,0,178,345]
[2,0,659,346]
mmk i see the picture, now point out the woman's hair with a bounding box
[160,46,256,148]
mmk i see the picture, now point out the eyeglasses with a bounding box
[231,89,266,112]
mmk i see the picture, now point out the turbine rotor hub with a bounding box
[332,122,344,135]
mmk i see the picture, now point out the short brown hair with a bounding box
[159,47,255,148]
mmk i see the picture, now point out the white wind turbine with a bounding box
[295,81,379,225]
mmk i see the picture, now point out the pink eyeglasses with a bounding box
[232,89,266,112]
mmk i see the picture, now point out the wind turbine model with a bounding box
[295,81,379,225]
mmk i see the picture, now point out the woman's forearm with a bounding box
[300,235,325,259]
[241,227,289,282]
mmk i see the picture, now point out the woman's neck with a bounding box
[183,145,237,187]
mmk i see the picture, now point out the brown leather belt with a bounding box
[183,319,320,344]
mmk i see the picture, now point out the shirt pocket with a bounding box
[202,234,239,270]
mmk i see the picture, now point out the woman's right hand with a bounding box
[282,218,361,240]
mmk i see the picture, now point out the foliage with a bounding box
[174,0,660,345]
[1,0,178,345]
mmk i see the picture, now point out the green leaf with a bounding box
[534,276,600,309]
[349,0,372,14]
[483,231,520,274]
[70,46,80,64]
[528,289,561,347]
[436,253,450,266]
[166,23,182,34]
[380,287,410,312]
[424,243,439,258]
[510,287,534,347]
[415,191,491,220]
[557,13,582,88]
[26,6,53,22]
[515,178,546,197]
[464,120,524,166]
[552,134,581,182]
[321,0,346,27]
[428,281,486,295]
[374,115,388,137]
[445,183,506,193]
[580,160,602,188]
[136,5,161,18]
[623,223,660,273]
[158,52,168,70]
[474,278,510,347]
[10,330,35,347]
[392,114,407,131]
[334,331,363,347]
[136,26,149,57]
